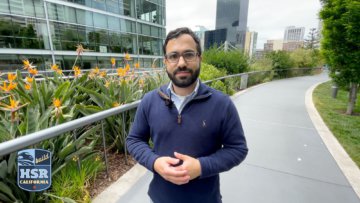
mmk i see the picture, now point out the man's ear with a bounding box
[163,58,167,68]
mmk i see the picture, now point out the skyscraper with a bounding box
[244,31,257,57]
[283,26,305,42]
[283,26,305,51]
[215,0,249,49]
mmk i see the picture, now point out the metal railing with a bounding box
[0,67,322,171]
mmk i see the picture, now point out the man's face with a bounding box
[164,34,201,88]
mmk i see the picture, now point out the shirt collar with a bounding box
[167,79,200,98]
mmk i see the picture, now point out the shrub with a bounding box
[199,62,227,81]
[202,48,249,74]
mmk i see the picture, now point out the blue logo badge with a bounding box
[17,149,51,192]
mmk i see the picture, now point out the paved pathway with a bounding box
[95,73,360,203]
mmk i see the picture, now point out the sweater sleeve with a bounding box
[198,98,248,178]
[126,95,159,172]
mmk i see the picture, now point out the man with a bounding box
[126,27,248,203]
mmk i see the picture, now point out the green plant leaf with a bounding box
[54,81,70,100]
[0,161,7,179]
[58,142,75,160]
[0,193,13,202]
[7,153,16,174]
[0,125,10,142]
[74,124,101,146]
[26,105,40,134]
[65,146,93,162]
[75,104,102,116]
[52,163,67,176]
[38,107,52,130]
[0,182,16,202]
[77,86,111,108]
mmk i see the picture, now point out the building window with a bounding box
[34,0,45,18]
[93,13,107,29]
[0,0,10,14]
[76,9,93,27]
[92,0,106,11]
[106,0,120,14]
[120,0,132,17]
[107,16,120,32]
[141,24,150,36]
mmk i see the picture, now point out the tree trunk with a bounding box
[346,82,359,115]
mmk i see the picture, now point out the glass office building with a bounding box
[215,0,249,49]
[0,0,166,71]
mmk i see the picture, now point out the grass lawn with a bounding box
[313,81,360,168]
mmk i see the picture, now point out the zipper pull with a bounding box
[177,114,182,124]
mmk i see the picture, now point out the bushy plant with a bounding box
[266,50,295,70]
[202,48,249,74]
[290,48,322,68]
[199,62,227,81]
[46,153,104,203]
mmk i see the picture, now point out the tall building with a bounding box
[244,31,257,57]
[215,0,249,49]
[0,0,166,72]
[283,26,305,42]
[204,29,227,50]
[263,39,283,52]
[194,25,208,52]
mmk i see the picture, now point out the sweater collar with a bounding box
[158,80,212,102]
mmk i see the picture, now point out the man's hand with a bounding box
[154,156,190,185]
[174,152,202,180]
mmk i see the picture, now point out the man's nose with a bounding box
[177,55,187,67]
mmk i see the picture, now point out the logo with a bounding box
[17,149,51,192]
[202,120,207,128]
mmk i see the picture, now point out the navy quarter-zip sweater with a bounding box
[126,82,248,203]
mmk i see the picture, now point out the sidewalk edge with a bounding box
[305,81,360,199]
[92,163,147,203]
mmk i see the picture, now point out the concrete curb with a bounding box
[305,81,360,199]
[92,164,147,203]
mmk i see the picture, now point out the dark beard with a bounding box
[166,65,200,88]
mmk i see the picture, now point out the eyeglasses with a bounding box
[165,51,199,63]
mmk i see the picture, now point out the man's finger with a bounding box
[166,157,181,165]
[163,167,188,177]
[174,152,188,160]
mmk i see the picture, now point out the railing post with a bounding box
[240,74,248,90]
[73,130,81,172]
[122,112,128,165]
[101,120,110,177]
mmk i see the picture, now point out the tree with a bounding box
[266,50,294,70]
[320,0,360,115]
[304,28,320,49]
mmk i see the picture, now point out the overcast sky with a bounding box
[166,0,322,49]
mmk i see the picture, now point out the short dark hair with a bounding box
[163,27,202,56]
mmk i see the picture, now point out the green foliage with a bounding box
[0,64,168,201]
[313,81,360,167]
[199,62,227,81]
[199,63,236,95]
[0,153,41,202]
[266,50,295,70]
[249,57,273,71]
[211,80,227,93]
[48,153,104,203]
[202,47,249,74]
[320,0,360,86]
[290,49,322,68]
